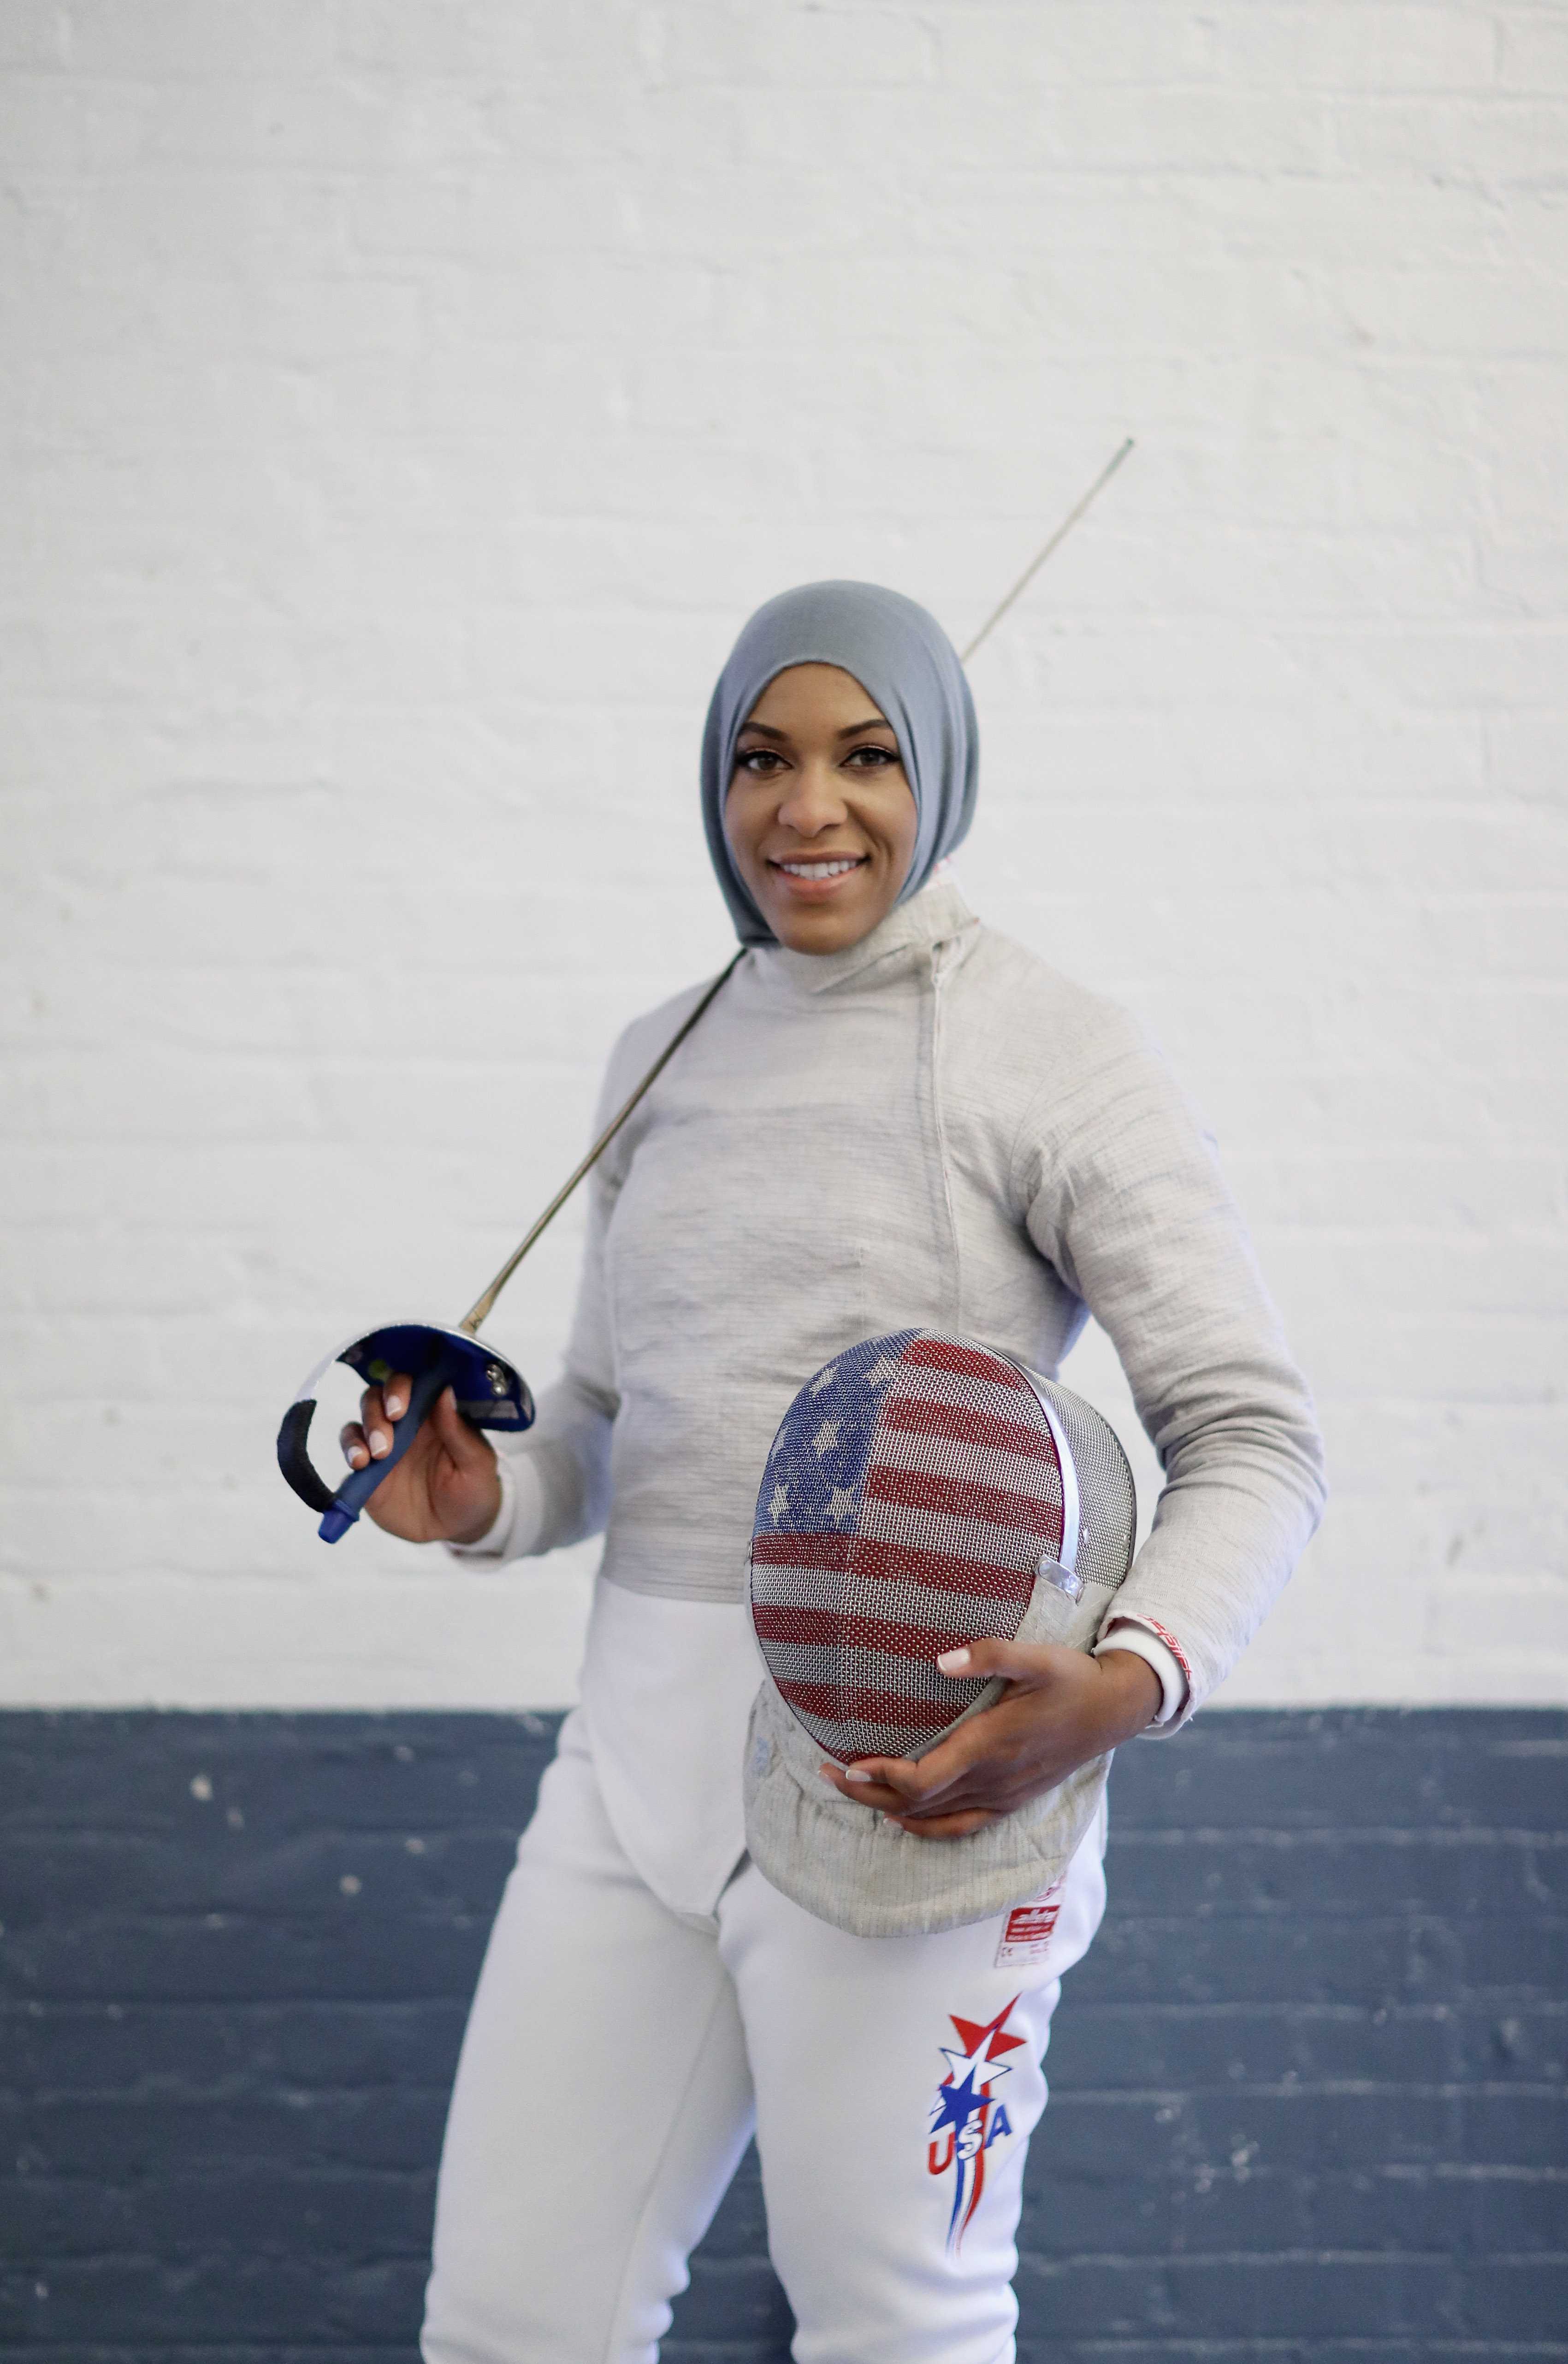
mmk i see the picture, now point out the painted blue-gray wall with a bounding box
[2,1709,1564,2359]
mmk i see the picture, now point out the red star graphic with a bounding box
[948,1996,1028,2072]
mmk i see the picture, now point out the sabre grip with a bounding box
[314,1362,451,1546]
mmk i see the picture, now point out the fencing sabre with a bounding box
[276,437,1136,1541]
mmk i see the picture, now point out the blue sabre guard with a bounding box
[276,1321,534,1544]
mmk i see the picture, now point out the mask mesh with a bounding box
[751,1333,1078,1764]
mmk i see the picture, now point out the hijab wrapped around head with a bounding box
[700,581,979,947]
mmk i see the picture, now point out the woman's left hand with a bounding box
[817,1643,1163,1839]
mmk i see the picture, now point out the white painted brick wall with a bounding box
[2,0,1564,1708]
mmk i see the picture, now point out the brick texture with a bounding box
[0,1707,1563,2359]
[1,3,1565,1712]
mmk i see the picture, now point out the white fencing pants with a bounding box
[421,1712,1106,2364]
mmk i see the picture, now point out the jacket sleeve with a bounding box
[1015,1011,1327,1724]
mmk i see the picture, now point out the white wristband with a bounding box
[1093,1619,1188,1726]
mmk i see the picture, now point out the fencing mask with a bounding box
[743,1330,1137,1938]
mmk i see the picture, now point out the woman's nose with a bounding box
[777,759,847,835]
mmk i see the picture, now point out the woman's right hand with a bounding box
[340,1376,503,1546]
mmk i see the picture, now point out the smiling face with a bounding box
[723,663,920,954]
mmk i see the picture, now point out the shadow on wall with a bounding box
[0,1709,1564,2359]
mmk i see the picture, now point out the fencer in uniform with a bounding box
[341,582,1326,2364]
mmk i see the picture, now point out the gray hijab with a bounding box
[700,580,979,947]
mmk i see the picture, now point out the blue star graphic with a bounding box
[930,2066,989,2136]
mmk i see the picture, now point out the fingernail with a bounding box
[844,1767,874,1783]
[369,1428,389,1456]
[937,1647,971,1674]
[386,1392,404,1416]
[347,1446,366,1469]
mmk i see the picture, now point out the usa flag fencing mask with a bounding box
[743,1332,1137,1939]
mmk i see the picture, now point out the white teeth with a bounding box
[778,859,860,878]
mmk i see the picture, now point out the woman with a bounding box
[343,583,1325,2364]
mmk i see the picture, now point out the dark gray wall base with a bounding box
[2,1709,1564,2361]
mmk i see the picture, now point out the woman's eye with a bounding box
[846,744,899,769]
[735,748,784,776]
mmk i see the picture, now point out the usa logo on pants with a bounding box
[927,1997,1023,2250]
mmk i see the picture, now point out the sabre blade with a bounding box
[457,947,745,1334]
[959,437,1135,665]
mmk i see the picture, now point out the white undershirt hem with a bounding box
[1092,1618,1188,1727]
[444,1452,544,1562]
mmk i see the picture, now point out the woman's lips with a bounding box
[767,855,869,900]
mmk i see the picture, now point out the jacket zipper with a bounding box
[928,938,964,1325]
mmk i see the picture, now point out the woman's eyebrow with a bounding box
[737,716,893,743]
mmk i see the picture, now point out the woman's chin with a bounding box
[747,861,901,953]
[764,889,895,954]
